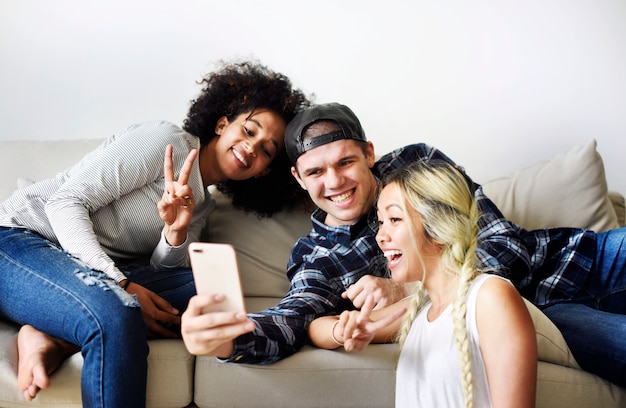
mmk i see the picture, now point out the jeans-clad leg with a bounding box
[542,227,626,387]
[0,228,149,407]
[542,303,626,386]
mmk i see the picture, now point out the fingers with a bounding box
[177,148,198,186]
[163,144,175,183]
[342,285,365,308]
[185,295,248,329]
[338,310,362,344]
[146,305,180,331]
[186,294,223,316]
[342,295,374,338]
[342,283,359,300]
[131,285,182,338]
[369,307,407,332]
[344,338,368,352]
[163,144,198,186]
[338,295,404,350]
[343,277,400,310]
[150,309,181,327]
[357,295,376,323]
[342,276,381,309]
[161,146,197,221]
[181,295,254,356]
[149,291,179,316]
[188,311,253,341]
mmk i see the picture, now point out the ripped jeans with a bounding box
[0,227,195,407]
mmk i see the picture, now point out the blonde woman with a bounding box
[309,160,537,408]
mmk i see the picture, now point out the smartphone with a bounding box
[188,242,246,313]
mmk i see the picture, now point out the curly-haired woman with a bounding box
[0,59,310,407]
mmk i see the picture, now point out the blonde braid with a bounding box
[451,259,479,408]
[449,197,480,408]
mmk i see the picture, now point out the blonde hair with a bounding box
[384,160,483,408]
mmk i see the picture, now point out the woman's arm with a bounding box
[308,315,343,350]
[309,295,408,351]
[477,278,537,408]
[45,122,191,281]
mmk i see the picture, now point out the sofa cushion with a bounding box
[609,191,626,227]
[194,344,398,408]
[482,139,619,232]
[523,299,579,368]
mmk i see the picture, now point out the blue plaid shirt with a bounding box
[224,143,596,364]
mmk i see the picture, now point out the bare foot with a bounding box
[16,325,79,401]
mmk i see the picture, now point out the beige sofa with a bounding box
[0,138,624,407]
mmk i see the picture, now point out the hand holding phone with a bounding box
[188,242,246,313]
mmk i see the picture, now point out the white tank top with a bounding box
[396,274,507,408]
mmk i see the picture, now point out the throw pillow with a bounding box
[482,139,619,232]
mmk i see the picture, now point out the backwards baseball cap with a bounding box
[285,102,367,164]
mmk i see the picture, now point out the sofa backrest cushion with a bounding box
[0,139,104,202]
[609,191,626,227]
[482,139,619,232]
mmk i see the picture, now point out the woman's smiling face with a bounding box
[214,109,286,181]
[375,182,440,283]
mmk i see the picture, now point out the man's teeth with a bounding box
[330,191,352,203]
[233,149,248,166]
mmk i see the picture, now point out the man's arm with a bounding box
[375,143,531,278]
[473,185,531,280]
[223,269,345,364]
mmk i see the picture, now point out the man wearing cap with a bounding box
[181,102,528,364]
[283,104,626,389]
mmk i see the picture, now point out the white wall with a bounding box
[1,0,625,196]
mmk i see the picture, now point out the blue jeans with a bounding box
[542,227,626,387]
[0,227,195,407]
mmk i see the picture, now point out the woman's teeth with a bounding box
[383,250,402,261]
[233,148,249,167]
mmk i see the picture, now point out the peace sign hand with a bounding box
[157,144,198,246]
[339,294,406,352]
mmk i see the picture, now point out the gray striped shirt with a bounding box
[0,120,214,282]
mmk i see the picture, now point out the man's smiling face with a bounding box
[291,138,377,226]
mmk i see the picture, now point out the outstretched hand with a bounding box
[181,294,255,357]
[338,295,406,352]
[157,144,198,246]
